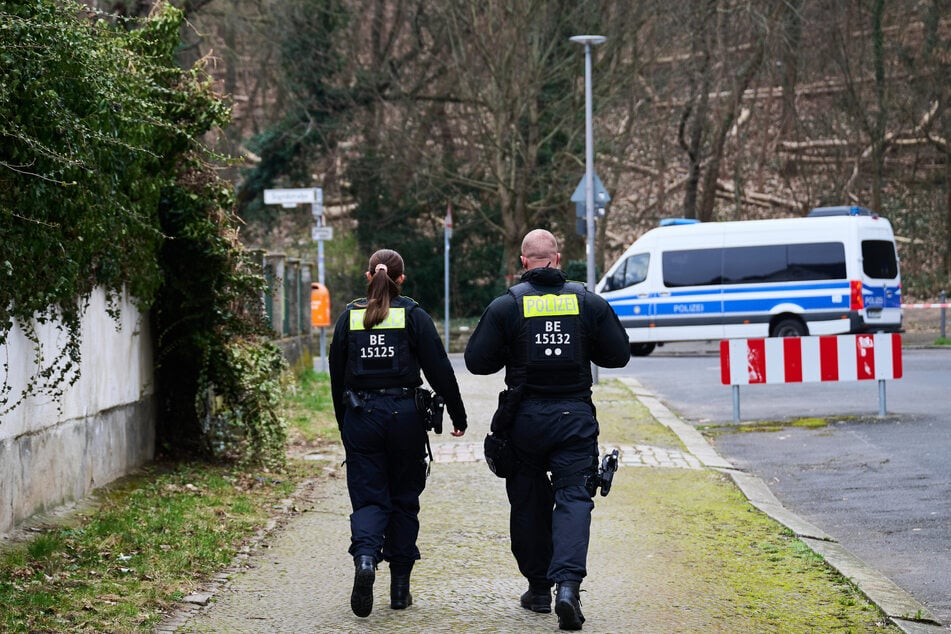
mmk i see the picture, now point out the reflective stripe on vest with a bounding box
[521,294,580,318]
[350,307,406,330]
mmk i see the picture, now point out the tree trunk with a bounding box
[779,0,803,137]
[678,0,718,219]
[947,159,951,281]
[870,0,886,213]
[680,57,712,219]
[698,5,778,221]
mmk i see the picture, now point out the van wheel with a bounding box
[630,342,656,357]
[772,318,807,338]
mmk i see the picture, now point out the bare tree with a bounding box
[914,0,951,281]
[421,1,584,279]
[778,0,804,138]
[677,0,716,219]
[186,0,951,302]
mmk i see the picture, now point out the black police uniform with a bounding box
[464,267,628,589]
[329,295,467,575]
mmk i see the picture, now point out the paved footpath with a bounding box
[158,365,945,634]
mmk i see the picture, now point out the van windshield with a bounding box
[862,240,898,279]
[603,252,649,291]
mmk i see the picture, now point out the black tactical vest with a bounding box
[345,296,418,384]
[507,281,590,391]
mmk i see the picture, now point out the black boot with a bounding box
[519,582,552,613]
[350,555,375,617]
[554,581,585,631]
[390,573,413,609]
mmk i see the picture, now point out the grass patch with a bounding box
[0,463,302,632]
[791,417,829,429]
[599,468,898,632]
[595,393,894,630]
[702,416,856,437]
[0,371,334,633]
[282,369,339,446]
[699,421,785,436]
[595,379,684,449]
[934,336,951,346]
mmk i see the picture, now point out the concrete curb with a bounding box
[616,376,945,633]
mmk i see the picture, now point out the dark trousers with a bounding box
[341,394,428,574]
[505,398,598,585]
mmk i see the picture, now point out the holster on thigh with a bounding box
[550,456,599,497]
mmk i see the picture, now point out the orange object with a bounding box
[311,283,331,327]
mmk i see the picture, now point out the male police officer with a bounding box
[464,229,629,631]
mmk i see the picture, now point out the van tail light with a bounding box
[849,280,864,310]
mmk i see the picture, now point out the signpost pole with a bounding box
[878,379,887,417]
[570,34,607,384]
[312,192,327,373]
[444,204,453,351]
[732,385,741,425]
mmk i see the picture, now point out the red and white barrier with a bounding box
[902,303,950,309]
[719,333,903,423]
[720,333,903,385]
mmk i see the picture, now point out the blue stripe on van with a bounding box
[606,302,650,318]
[607,283,902,317]
[721,295,843,312]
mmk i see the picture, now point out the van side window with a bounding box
[723,243,846,283]
[665,243,847,288]
[723,246,785,283]
[861,240,898,279]
[604,253,649,291]
[786,243,847,280]
[663,249,722,287]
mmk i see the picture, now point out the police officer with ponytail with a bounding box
[464,230,628,631]
[329,248,467,618]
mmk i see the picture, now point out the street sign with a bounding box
[573,173,609,235]
[576,201,606,218]
[311,226,334,241]
[570,173,611,205]
[264,187,320,206]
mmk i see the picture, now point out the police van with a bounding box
[595,207,903,356]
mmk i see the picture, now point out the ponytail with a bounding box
[363,249,404,329]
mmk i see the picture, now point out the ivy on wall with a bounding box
[0,1,286,467]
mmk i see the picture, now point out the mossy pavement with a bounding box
[160,361,934,633]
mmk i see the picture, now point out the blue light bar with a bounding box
[659,218,701,226]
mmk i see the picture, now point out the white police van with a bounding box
[596,207,903,356]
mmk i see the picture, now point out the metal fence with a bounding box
[253,251,315,338]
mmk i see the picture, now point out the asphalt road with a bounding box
[604,344,951,627]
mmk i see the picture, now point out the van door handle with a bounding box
[659,292,670,297]
[638,293,648,298]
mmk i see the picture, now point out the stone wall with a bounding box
[0,252,322,536]
[0,288,155,535]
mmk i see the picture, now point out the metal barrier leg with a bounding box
[878,379,886,417]
[941,290,947,339]
[732,385,740,425]
[319,327,327,373]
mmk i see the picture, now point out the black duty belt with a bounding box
[361,387,414,398]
